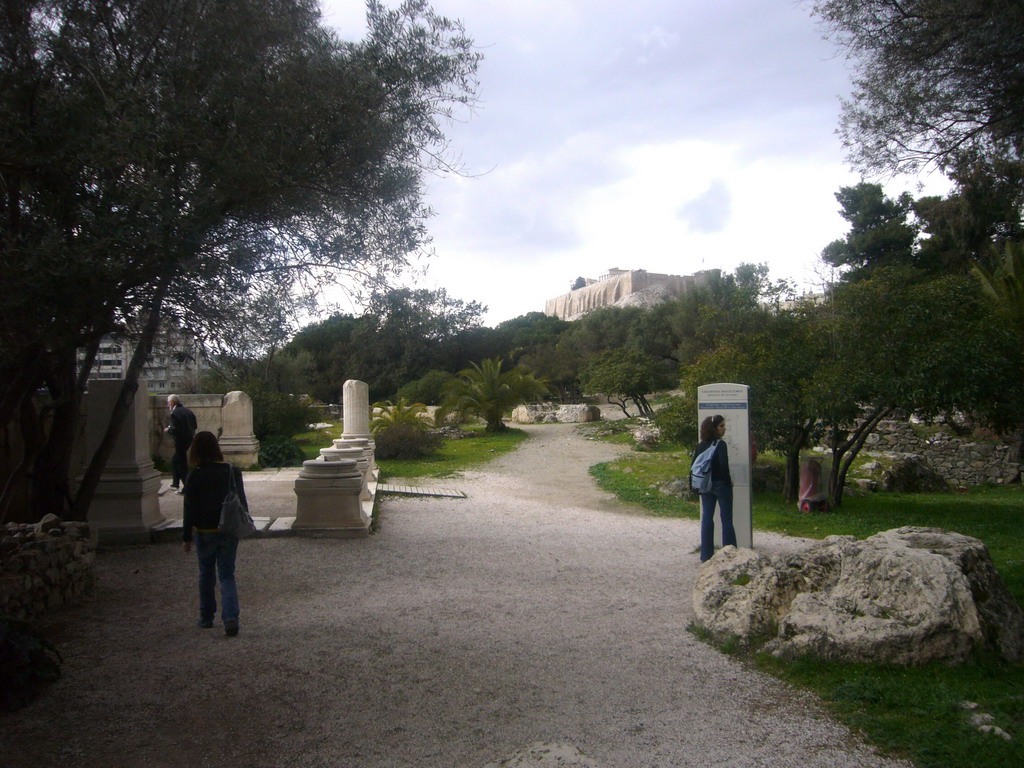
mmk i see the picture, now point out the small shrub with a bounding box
[0,615,62,712]
[654,395,696,446]
[372,397,430,433]
[252,390,320,440]
[374,424,443,460]
[259,435,306,467]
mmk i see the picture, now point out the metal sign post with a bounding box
[697,383,752,549]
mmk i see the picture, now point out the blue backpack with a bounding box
[689,440,719,493]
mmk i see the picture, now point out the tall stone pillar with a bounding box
[83,379,163,544]
[342,380,371,439]
[220,390,260,467]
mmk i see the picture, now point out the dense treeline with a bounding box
[231,178,1024,509]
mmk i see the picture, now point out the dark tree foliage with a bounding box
[811,268,1024,504]
[0,0,480,521]
[913,155,1024,273]
[813,0,1024,174]
[683,306,825,502]
[579,348,670,418]
[282,287,485,402]
[821,183,918,280]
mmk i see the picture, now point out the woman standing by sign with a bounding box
[693,414,737,562]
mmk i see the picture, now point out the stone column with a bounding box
[83,379,163,544]
[219,390,260,467]
[342,380,371,439]
[292,458,369,538]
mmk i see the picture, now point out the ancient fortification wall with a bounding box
[545,268,711,321]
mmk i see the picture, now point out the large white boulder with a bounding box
[556,404,601,423]
[510,404,601,424]
[692,527,1023,665]
[510,404,548,424]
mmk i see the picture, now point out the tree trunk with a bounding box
[611,396,632,417]
[634,394,655,418]
[72,287,167,520]
[0,360,48,522]
[836,406,892,502]
[782,422,812,504]
[827,405,893,507]
[29,352,81,521]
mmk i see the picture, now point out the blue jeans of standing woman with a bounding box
[195,531,239,625]
[700,480,737,562]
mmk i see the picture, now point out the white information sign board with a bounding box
[697,383,752,549]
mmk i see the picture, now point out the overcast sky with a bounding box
[320,0,951,325]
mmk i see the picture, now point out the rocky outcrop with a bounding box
[692,527,1023,665]
[631,424,660,449]
[510,404,601,424]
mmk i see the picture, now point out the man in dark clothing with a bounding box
[166,395,197,493]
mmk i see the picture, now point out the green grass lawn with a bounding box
[292,423,345,461]
[590,447,1024,768]
[291,422,528,478]
[377,426,528,479]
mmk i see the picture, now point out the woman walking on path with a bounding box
[694,414,737,562]
[182,431,248,636]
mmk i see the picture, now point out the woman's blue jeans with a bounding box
[700,481,737,562]
[195,531,239,624]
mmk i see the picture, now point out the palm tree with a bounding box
[973,241,1024,342]
[440,358,549,432]
[370,397,430,435]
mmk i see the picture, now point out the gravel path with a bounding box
[1,423,912,768]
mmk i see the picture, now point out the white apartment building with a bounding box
[83,327,209,393]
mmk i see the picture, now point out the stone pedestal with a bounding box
[220,390,260,467]
[334,436,377,476]
[83,380,163,544]
[292,458,369,538]
[321,446,371,500]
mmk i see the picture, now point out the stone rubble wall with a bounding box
[0,519,96,621]
[866,418,1022,486]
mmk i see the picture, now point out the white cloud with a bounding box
[318,1,959,325]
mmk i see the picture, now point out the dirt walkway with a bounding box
[1,423,910,768]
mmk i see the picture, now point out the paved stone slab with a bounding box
[378,483,466,498]
[269,516,295,532]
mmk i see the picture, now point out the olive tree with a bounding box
[813,0,1024,174]
[0,0,480,521]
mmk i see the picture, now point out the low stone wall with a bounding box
[0,518,96,621]
[866,419,1022,486]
